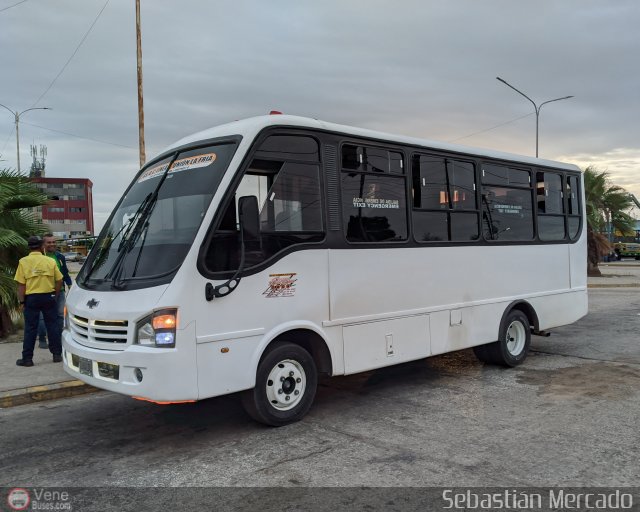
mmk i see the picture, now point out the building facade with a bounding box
[31,177,94,238]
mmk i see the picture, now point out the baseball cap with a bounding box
[27,235,43,249]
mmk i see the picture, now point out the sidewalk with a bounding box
[0,339,99,408]
[1,261,639,409]
[588,260,640,287]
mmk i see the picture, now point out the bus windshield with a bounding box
[78,141,238,289]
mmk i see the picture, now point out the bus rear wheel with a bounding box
[241,342,317,426]
[473,309,531,367]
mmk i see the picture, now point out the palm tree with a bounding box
[584,166,636,276]
[0,169,49,337]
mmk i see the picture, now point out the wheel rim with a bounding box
[265,359,306,411]
[505,320,526,356]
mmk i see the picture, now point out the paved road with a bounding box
[1,289,638,488]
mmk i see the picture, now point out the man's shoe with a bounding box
[53,354,63,363]
[16,358,34,367]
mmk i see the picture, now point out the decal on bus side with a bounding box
[352,196,400,209]
[263,273,297,298]
[138,153,218,183]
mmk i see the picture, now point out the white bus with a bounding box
[63,115,587,426]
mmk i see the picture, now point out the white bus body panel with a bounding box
[62,284,201,401]
[186,250,332,399]
[63,115,588,403]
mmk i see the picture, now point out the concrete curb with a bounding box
[587,283,640,288]
[0,380,101,408]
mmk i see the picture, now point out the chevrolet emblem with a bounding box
[87,298,100,309]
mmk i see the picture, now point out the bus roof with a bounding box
[164,114,581,172]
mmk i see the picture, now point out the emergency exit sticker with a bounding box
[137,153,217,183]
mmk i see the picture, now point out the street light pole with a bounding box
[496,77,573,158]
[0,103,51,173]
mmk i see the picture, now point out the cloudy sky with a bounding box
[1,0,639,232]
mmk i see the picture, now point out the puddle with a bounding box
[517,362,640,401]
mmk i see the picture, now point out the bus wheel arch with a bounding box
[242,328,332,426]
[505,300,539,333]
[269,328,333,377]
[473,301,536,367]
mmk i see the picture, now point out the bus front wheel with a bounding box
[473,309,531,367]
[241,342,318,426]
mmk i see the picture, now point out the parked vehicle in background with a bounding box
[613,242,640,260]
[63,251,84,262]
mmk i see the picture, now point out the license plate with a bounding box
[79,357,93,376]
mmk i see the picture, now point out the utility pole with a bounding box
[136,0,146,168]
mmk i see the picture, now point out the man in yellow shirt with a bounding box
[14,236,63,367]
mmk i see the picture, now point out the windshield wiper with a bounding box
[117,192,154,253]
[130,214,151,278]
[106,152,179,289]
[81,195,153,284]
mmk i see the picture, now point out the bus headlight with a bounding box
[135,309,178,348]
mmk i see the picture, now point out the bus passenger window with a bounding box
[341,143,408,243]
[261,162,323,232]
[412,154,479,242]
[536,171,566,241]
[342,145,404,174]
[341,174,407,243]
[482,186,534,241]
[566,175,582,239]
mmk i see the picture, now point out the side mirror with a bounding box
[238,195,260,242]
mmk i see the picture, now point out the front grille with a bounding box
[70,315,129,344]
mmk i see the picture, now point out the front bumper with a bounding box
[62,322,198,402]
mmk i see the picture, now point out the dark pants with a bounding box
[37,289,65,342]
[23,293,61,361]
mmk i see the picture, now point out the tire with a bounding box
[473,309,531,367]
[241,342,317,426]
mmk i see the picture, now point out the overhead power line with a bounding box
[22,121,135,149]
[1,127,15,153]
[31,0,111,108]
[448,112,535,143]
[0,0,27,13]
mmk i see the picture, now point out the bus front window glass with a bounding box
[79,142,237,287]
